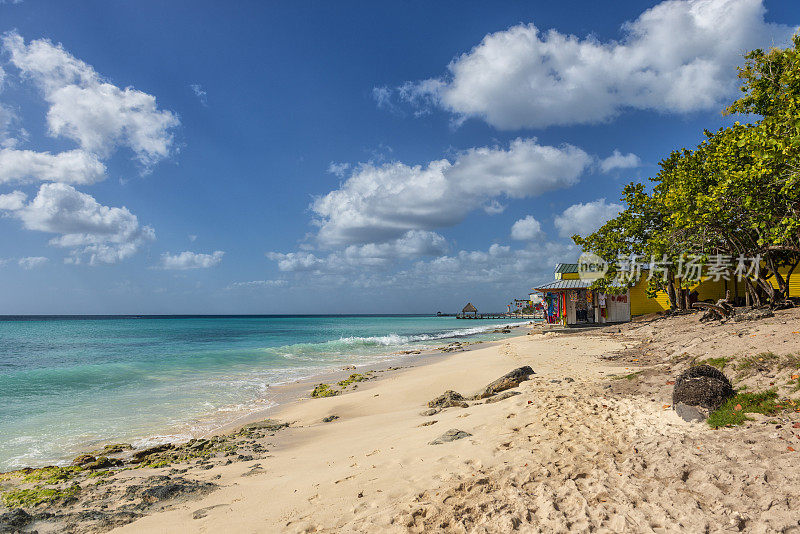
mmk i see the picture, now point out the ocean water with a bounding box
[0,315,530,469]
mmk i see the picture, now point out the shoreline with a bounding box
[1,321,535,472]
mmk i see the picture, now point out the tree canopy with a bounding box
[574,34,800,308]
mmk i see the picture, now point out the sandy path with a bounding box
[113,329,800,533]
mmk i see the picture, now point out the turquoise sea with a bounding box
[0,315,530,470]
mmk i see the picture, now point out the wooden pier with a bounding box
[456,313,517,320]
[455,313,541,320]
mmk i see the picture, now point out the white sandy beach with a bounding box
[106,315,800,533]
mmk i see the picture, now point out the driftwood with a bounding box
[693,291,735,322]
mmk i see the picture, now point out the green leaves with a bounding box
[573,33,800,305]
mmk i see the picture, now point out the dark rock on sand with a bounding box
[672,365,734,421]
[138,476,216,504]
[674,402,706,422]
[240,419,289,432]
[477,366,535,399]
[84,456,122,470]
[429,429,472,445]
[96,443,133,455]
[322,415,339,423]
[0,509,32,533]
[131,444,174,463]
[72,453,97,466]
[484,391,521,404]
[427,390,469,410]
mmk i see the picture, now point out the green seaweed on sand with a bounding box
[1,484,80,508]
[22,466,83,484]
[311,383,339,398]
[337,373,366,388]
[707,390,782,428]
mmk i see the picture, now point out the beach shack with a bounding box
[533,263,630,325]
[536,259,800,324]
[461,302,478,318]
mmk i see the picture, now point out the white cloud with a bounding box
[0,148,105,184]
[372,86,398,114]
[311,138,590,247]
[327,161,351,178]
[482,200,506,215]
[159,250,224,270]
[268,230,448,272]
[0,190,26,210]
[227,280,288,289]
[0,183,155,264]
[18,256,48,269]
[400,0,795,129]
[554,198,624,238]
[510,215,544,241]
[3,31,180,167]
[599,150,641,173]
[398,240,579,288]
[190,84,207,106]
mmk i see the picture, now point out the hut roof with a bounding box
[462,302,477,313]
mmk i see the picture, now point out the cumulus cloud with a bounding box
[599,150,642,173]
[2,31,180,167]
[159,250,224,270]
[227,279,288,289]
[268,230,449,272]
[397,240,579,288]
[18,256,48,269]
[266,251,325,272]
[0,183,155,264]
[311,138,591,247]
[510,215,544,241]
[399,0,795,129]
[0,190,26,210]
[554,198,624,238]
[0,148,105,184]
[482,200,506,215]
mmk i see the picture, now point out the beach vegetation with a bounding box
[697,357,731,370]
[573,35,800,310]
[736,351,800,379]
[707,389,781,428]
[311,383,339,398]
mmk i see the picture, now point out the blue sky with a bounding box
[0,0,797,314]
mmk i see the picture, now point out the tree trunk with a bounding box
[744,277,760,307]
[667,277,677,309]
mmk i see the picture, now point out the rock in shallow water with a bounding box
[429,429,472,445]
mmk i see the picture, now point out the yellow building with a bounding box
[536,262,800,323]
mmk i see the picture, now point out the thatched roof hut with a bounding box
[462,302,478,315]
